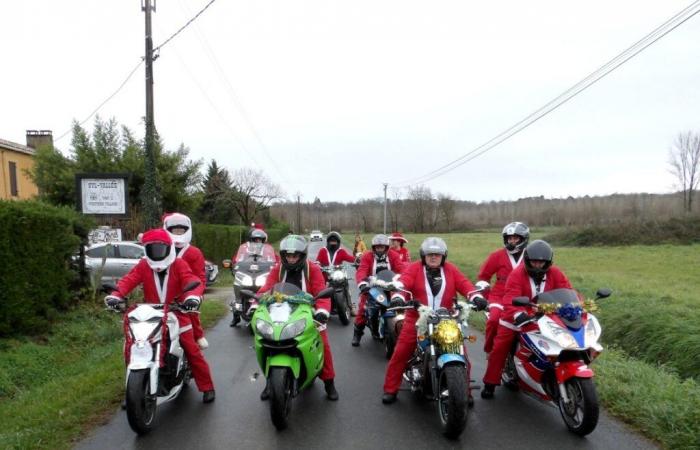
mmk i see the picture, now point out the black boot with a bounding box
[260,383,269,401]
[324,379,339,401]
[230,312,240,327]
[203,390,216,403]
[382,392,397,404]
[351,324,364,347]
[481,383,495,399]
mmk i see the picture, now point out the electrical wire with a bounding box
[393,0,700,187]
[153,0,217,54]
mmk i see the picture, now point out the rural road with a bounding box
[77,239,655,450]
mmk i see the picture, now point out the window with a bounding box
[86,245,116,258]
[118,244,144,259]
[9,162,18,197]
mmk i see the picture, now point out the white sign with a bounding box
[81,178,126,214]
[88,228,122,244]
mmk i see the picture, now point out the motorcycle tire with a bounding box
[269,367,293,430]
[438,365,468,440]
[335,292,351,326]
[126,369,157,435]
[557,377,599,436]
[384,329,396,360]
[502,353,519,391]
[369,315,381,340]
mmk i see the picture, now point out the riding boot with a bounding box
[351,324,364,347]
[481,383,495,399]
[324,379,339,401]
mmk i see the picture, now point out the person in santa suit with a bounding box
[477,222,529,353]
[381,237,487,404]
[481,239,573,399]
[315,231,356,279]
[257,235,339,401]
[352,234,406,346]
[104,229,216,403]
[163,212,209,349]
[389,232,411,263]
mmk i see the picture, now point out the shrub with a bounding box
[193,223,288,264]
[0,200,93,336]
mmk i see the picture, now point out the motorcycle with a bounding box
[503,287,612,436]
[244,283,334,430]
[360,270,404,359]
[103,281,200,435]
[320,264,353,325]
[395,292,484,439]
[226,242,275,328]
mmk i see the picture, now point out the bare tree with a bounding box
[668,131,700,213]
[406,185,434,232]
[437,193,457,231]
[231,168,284,224]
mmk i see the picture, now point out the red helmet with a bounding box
[141,229,175,272]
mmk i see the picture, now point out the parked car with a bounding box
[84,241,218,287]
[309,230,323,242]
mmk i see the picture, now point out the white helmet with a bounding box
[163,212,192,249]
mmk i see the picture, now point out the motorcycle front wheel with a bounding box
[126,369,157,435]
[558,377,599,436]
[269,367,293,430]
[335,291,351,325]
[438,365,468,439]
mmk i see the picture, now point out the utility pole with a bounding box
[296,194,302,234]
[141,0,161,228]
[383,183,388,234]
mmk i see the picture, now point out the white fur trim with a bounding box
[315,308,330,317]
[488,303,504,310]
[179,324,193,333]
[498,319,519,331]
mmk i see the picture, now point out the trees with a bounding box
[668,131,700,213]
[197,160,239,225]
[230,168,284,225]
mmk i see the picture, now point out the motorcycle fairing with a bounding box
[556,361,594,383]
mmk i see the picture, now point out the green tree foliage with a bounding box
[196,159,239,225]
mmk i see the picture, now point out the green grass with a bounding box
[405,231,700,449]
[212,266,233,288]
[0,299,228,450]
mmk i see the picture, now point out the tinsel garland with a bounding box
[259,291,314,306]
[535,299,599,314]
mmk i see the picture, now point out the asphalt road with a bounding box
[77,240,655,450]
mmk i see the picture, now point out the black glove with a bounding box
[313,309,329,324]
[514,312,533,326]
[104,295,124,310]
[182,296,202,311]
[389,298,406,308]
[471,296,488,312]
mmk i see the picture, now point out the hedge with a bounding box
[193,224,288,264]
[0,201,92,336]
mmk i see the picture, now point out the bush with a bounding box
[0,200,93,336]
[193,223,288,264]
[543,217,700,246]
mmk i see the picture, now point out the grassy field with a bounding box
[402,231,700,449]
[0,298,228,450]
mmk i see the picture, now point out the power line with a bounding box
[54,59,144,143]
[153,0,217,55]
[394,0,700,187]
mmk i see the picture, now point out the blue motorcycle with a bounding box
[362,270,404,359]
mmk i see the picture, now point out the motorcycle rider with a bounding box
[104,229,216,403]
[257,235,339,401]
[353,234,367,255]
[163,212,209,349]
[382,237,487,404]
[481,239,573,399]
[478,222,529,353]
[389,232,411,263]
[315,231,356,278]
[352,234,406,346]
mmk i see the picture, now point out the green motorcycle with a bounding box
[246,282,334,430]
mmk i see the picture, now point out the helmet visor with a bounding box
[146,242,170,261]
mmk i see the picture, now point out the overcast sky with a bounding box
[2,1,699,203]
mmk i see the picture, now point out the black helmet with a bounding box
[419,237,448,266]
[326,231,342,245]
[502,222,529,254]
[279,235,308,271]
[524,240,553,280]
[371,234,390,257]
[249,229,268,243]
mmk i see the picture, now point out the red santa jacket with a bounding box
[477,248,524,304]
[113,258,204,303]
[396,247,411,263]
[258,261,331,313]
[178,244,206,288]
[501,264,572,323]
[355,250,405,284]
[315,247,356,267]
[395,261,477,323]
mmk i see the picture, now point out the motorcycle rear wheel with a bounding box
[384,329,396,360]
[557,377,599,436]
[438,365,468,439]
[335,292,351,325]
[269,367,293,430]
[126,369,157,435]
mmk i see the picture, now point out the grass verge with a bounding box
[0,299,228,450]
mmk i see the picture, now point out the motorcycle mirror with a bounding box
[595,287,612,299]
[314,287,335,300]
[183,281,201,293]
[222,259,232,268]
[101,282,117,294]
[512,296,532,307]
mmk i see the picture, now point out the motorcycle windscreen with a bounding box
[536,288,583,329]
[235,243,278,262]
[271,282,303,296]
[375,269,396,283]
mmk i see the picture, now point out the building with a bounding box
[0,130,51,200]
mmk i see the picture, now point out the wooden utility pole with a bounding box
[383,183,388,234]
[141,0,161,228]
[296,194,302,234]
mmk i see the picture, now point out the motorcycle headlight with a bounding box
[280,318,307,340]
[130,341,154,363]
[235,272,254,286]
[255,273,268,287]
[546,322,579,349]
[331,270,345,282]
[434,320,462,346]
[255,319,275,340]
